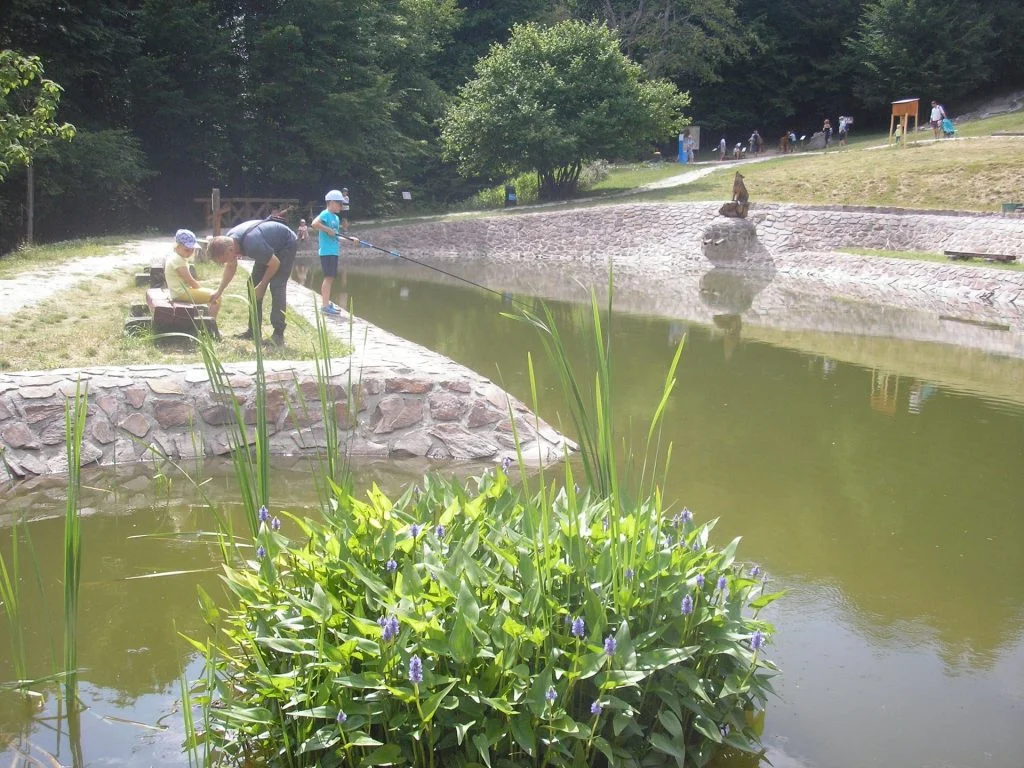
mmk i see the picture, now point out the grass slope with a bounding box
[0,263,347,371]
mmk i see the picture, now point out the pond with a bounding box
[2,254,1023,766]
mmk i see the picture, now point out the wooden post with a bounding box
[211,187,221,235]
[26,164,34,245]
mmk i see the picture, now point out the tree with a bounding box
[846,0,997,108]
[0,50,75,181]
[566,0,750,84]
[440,20,689,199]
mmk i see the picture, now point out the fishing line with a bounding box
[347,236,534,310]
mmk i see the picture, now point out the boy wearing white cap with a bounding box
[165,229,221,317]
[311,190,355,315]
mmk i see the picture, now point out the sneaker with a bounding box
[321,304,341,316]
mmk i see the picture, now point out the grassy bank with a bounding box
[0,262,348,371]
[599,111,1024,212]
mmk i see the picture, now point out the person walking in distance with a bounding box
[930,101,947,139]
[207,217,299,347]
[340,187,351,233]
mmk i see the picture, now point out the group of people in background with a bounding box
[164,187,354,347]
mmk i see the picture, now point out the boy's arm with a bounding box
[174,265,201,289]
[310,214,337,235]
[210,259,237,301]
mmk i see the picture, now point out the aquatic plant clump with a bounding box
[187,471,779,767]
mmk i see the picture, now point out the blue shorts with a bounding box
[320,254,339,277]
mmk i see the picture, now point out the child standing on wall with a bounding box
[311,190,354,315]
[165,229,221,317]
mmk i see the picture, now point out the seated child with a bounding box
[166,229,221,316]
[297,219,309,240]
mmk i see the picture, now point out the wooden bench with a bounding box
[145,288,220,338]
[944,250,1018,263]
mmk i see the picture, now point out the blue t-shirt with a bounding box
[315,209,340,256]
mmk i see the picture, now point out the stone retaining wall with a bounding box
[362,203,1024,308]
[0,360,572,487]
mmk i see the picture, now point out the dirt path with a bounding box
[0,239,164,318]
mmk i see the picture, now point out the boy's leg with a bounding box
[320,254,338,309]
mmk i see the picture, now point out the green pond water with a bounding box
[2,259,1023,766]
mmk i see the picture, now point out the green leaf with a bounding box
[359,743,404,766]
[450,612,476,665]
[311,581,332,621]
[510,713,535,755]
[420,681,457,722]
[658,709,684,739]
[472,732,492,768]
[502,616,526,638]
[749,590,785,610]
[650,731,687,763]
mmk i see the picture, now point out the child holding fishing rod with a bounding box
[311,189,359,315]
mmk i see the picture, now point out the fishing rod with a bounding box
[344,235,534,310]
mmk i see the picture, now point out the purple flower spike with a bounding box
[717,575,728,591]
[681,507,693,524]
[434,524,445,538]
[410,523,422,538]
[695,573,706,588]
[751,565,762,578]
[271,516,281,531]
[258,506,270,523]
[571,617,585,638]
[409,654,423,684]
[590,701,603,716]
[378,615,399,642]
[751,630,766,651]
[681,593,694,615]
[386,558,398,573]
[256,545,266,559]
[336,710,348,724]
[625,568,635,581]
[501,456,513,472]
[545,686,557,703]
[604,635,617,656]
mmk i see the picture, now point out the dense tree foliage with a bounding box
[0,0,1021,252]
[0,50,75,181]
[846,0,997,109]
[441,21,688,199]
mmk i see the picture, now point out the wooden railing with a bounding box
[194,189,300,234]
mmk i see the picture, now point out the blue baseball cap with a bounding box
[175,229,200,249]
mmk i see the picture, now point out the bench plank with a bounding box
[145,288,219,338]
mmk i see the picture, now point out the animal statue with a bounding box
[719,172,750,218]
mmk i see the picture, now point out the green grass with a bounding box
[631,132,1024,212]
[838,246,1023,271]
[0,262,349,371]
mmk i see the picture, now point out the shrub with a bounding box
[465,171,540,210]
[188,471,778,767]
